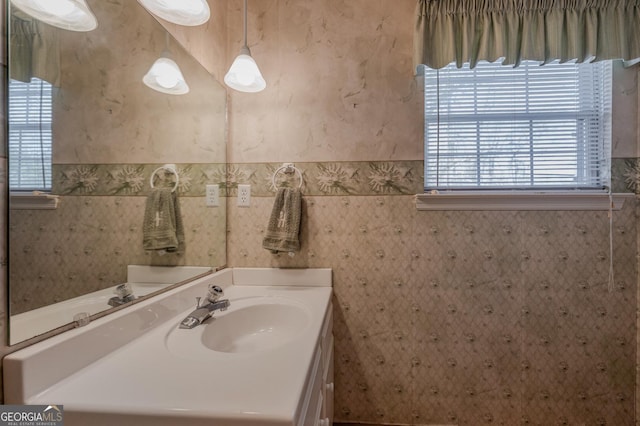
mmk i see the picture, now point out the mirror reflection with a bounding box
[8,0,227,344]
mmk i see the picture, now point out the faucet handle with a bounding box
[195,296,202,309]
[207,285,224,302]
[114,283,133,299]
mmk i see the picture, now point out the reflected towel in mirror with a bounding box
[143,188,185,254]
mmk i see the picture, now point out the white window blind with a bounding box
[423,60,612,191]
[8,77,53,191]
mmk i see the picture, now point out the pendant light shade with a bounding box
[143,54,189,95]
[137,0,210,26]
[224,0,266,93]
[224,46,266,93]
[11,0,98,31]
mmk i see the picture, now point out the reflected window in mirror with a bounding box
[8,77,53,191]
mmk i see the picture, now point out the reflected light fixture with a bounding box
[143,34,190,95]
[137,0,210,26]
[11,0,98,31]
[224,0,266,93]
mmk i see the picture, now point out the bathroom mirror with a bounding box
[7,0,227,344]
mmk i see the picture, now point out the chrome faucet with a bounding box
[179,285,230,329]
[108,283,136,307]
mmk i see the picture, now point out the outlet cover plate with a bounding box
[205,184,219,207]
[237,184,251,207]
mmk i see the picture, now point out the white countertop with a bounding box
[5,268,332,426]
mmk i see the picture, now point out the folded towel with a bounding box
[142,188,185,254]
[262,188,302,254]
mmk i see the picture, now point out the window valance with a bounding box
[413,0,640,70]
[10,12,60,86]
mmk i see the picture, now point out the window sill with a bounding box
[10,192,60,210]
[415,191,633,211]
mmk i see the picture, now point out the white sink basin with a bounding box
[165,296,311,359]
[201,302,309,353]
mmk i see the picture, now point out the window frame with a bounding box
[8,78,58,209]
[8,77,53,193]
[417,59,620,211]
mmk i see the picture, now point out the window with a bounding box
[423,60,612,192]
[8,77,53,191]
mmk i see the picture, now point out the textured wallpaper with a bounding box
[10,193,226,314]
[228,192,637,425]
[11,157,637,422]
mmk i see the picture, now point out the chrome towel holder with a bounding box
[150,163,179,192]
[272,163,303,190]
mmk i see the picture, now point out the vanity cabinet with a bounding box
[299,303,334,426]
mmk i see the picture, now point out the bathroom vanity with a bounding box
[4,268,334,426]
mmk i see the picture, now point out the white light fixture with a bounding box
[143,34,189,95]
[137,0,210,26]
[11,0,98,31]
[224,0,266,93]
[143,53,189,95]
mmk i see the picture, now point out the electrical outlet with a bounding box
[205,184,219,207]
[237,184,251,207]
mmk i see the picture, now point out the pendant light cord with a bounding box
[162,31,171,57]
[243,0,248,48]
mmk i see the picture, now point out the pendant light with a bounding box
[143,33,190,95]
[11,0,98,32]
[224,0,266,93]
[137,0,210,26]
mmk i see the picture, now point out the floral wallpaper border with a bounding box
[53,163,227,196]
[53,158,639,197]
[226,161,424,196]
[614,158,640,193]
[52,161,424,196]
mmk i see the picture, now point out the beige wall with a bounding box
[158,0,227,83]
[225,0,640,424]
[226,0,422,163]
[1,0,639,423]
[227,0,638,164]
[9,196,226,314]
[612,61,639,158]
[229,196,637,425]
[54,0,226,165]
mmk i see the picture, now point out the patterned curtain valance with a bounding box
[413,0,640,70]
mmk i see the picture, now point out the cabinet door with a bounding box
[303,346,323,426]
[314,392,325,426]
[321,337,334,424]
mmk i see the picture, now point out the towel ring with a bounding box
[150,164,179,193]
[272,163,303,190]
